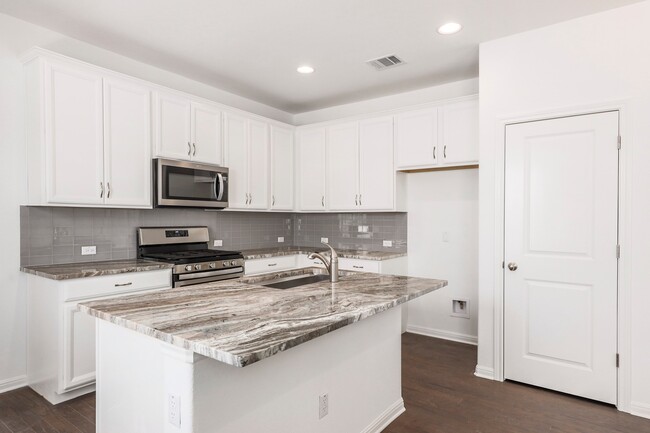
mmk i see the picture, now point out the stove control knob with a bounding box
[231,260,237,266]
[194,264,201,270]
[185,265,192,272]
[209,263,216,269]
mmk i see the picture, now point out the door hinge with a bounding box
[617,135,622,150]
[616,353,620,368]
[616,244,621,259]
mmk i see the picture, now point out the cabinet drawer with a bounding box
[244,256,297,275]
[62,269,171,302]
[338,258,380,273]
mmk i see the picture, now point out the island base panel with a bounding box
[95,307,404,433]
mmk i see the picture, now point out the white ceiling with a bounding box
[0,0,642,113]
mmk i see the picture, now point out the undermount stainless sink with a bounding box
[260,273,332,290]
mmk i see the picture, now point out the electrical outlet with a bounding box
[278,237,285,243]
[81,246,96,256]
[168,394,181,427]
[319,393,328,419]
[383,240,393,247]
[213,240,223,247]
[320,237,329,244]
[451,299,470,319]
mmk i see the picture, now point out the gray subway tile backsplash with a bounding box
[20,206,407,266]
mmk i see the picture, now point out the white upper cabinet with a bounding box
[270,126,294,211]
[359,117,394,210]
[224,113,269,210]
[440,98,479,165]
[297,128,327,211]
[45,61,105,205]
[155,91,222,165]
[327,122,360,211]
[103,77,152,207]
[395,96,478,170]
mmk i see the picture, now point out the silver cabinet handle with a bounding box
[114,282,133,287]
[433,146,437,160]
[444,145,447,159]
[100,182,104,198]
[245,194,249,205]
[187,142,192,156]
[507,262,518,271]
[359,194,362,206]
[267,263,277,267]
[322,196,325,207]
[107,182,111,199]
[249,193,252,204]
[193,143,196,156]
[355,194,358,206]
[353,265,364,269]
[272,195,275,206]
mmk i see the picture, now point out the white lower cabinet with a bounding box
[26,270,172,404]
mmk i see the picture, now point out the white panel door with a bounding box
[441,98,479,165]
[191,102,222,165]
[359,117,394,210]
[297,128,327,211]
[395,108,438,169]
[504,111,619,404]
[155,91,191,160]
[45,62,104,204]
[103,77,152,208]
[327,122,359,211]
[62,303,96,392]
[270,126,294,210]
[224,113,249,209]
[248,119,269,210]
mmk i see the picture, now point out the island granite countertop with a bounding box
[240,246,407,261]
[20,259,174,280]
[80,268,446,368]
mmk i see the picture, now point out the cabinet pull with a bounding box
[359,194,362,206]
[99,182,104,198]
[322,196,325,207]
[249,193,252,204]
[187,142,192,156]
[433,146,437,160]
[355,194,358,206]
[444,145,447,159]
[272,195,275,206]
[353,265,364,269]
[193,143,197,156]
[107,182,111,199]
[267,263,277,267]
[114,282,133,287]
[245,193,249,205]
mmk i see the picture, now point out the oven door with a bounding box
[155,159,229,209]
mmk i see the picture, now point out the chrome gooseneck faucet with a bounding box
[308,242,339,283]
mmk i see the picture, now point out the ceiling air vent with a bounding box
[366,55,405,71]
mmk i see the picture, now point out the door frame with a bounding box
[491,100,632,412]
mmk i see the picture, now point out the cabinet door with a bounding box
[224,113,249,208]
[327,122,359,211]
[248,119,269,209]
[45,62,104,204]
[103,77,152,208]
[395,108,438,169]
[297,128,327,211]
[191,102,222,165]
[155,91,191,160]
[359,117,394,210]
[270,126,294,210]
[61,303,96,392]
[441,98,479,165]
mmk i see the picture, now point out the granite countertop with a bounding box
[80,268,446,368]
[20,259,174,280]
[241,246,407,261]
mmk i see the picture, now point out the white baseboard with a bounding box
[0,375,27,394]
[474,365,495,380]
[631,402,650,420]
[406,325,478,346]
[360,398,405,433]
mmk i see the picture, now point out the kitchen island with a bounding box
[80,268,447,433]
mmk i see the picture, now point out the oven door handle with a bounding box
[215,173,224,201]
[177,267,243,281]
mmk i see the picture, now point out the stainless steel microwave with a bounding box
[153,159,229,209]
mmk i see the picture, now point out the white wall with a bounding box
[478,0,650,417]
[406,170,479,344]
[0,12,296,392]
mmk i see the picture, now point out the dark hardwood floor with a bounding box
[1,333,649,432]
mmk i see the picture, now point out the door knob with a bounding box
[507,262,518,271]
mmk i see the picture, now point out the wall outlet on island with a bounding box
[383,240,393,247]
[81,246,96,256]
[278,236,284,243]
[213,240,223,247]
[318,393,328,419]
[320,237,329,244]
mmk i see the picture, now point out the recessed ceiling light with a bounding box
[437,22,462,35]
[297,65,314,74]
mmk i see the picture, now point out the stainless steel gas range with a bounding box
[137,226,244,288]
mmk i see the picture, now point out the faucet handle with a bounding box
[321,242,338,259]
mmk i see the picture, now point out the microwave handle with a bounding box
[216,173,224,201]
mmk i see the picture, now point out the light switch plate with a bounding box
[321,237,329,244]
[81,246,96,256]
[278,237,284,243]
[213,240,223,247]
[383,240,393,247]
